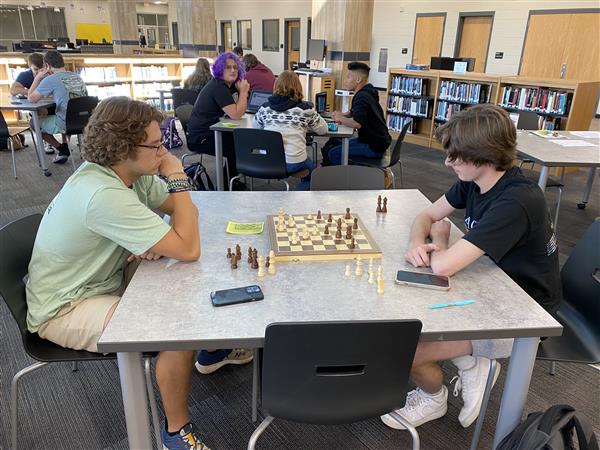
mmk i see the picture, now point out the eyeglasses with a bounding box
[225,64,238,71]
[138,143,165,155]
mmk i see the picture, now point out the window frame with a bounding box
[262,19,280,52]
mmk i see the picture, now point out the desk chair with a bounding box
[65,96,98,170]
[519,167,564,230]
[0,214,162,449]
[248,320,422,450]
[231,128,307,191]
[516,111,539,131]
[349,121,411,189]
[171,88,199,111]
[1,111,34,179]
[310,165,384,190]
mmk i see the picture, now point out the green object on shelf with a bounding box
[226,221,264,234]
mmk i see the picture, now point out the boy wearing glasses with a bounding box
[26,97,210,449]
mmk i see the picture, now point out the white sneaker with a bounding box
[380,386,448,430]
[451,357,501,428]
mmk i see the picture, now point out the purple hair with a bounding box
[211,52,246,82]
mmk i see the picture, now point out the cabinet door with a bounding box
[412,14,445,65]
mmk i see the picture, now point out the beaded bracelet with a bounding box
[168,187,192,194]
[167,177,191,193]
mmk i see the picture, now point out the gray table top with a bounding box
[0,94,55,111]
[209,113,355,138]
[98,190,561,353]
[517,130,600,167]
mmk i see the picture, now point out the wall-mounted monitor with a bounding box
[307,39,326,61]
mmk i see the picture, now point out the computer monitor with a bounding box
[455,57,475,72]
[430,57,456,70]
[307,39,326,61]
[315,92,327,113]
[76,39,89,46]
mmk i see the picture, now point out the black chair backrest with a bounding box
[261,320,422,424]
[388,120,411,167]
[516,111,539,130]
[172,88,200,110]
[310,165,384,191]
[0,111,10,139]
[232,128,287,180]
[175,105,194,134]
[0,214,42,335]
[65,96,98,135]
[561,218,600,320]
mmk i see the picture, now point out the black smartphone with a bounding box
[395,270,450,291]
[211,285,264,307]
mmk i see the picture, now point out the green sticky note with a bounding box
[226,221,264,234]
[221,122,240,128]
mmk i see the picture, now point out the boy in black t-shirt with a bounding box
[381,104,560,432]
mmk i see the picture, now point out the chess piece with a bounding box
[248,247,253,263]
[302,226,309,240]
[252,249,259,269]
[376,195,382,213]
[258,256,266,277]
[268,250,276,274]
[278,207,284,216]
[368,271,375,284]
[349,237,356,249]
[235,244,242,258]
[317,210,322,220]
[265,256,270,267]
[288,215,294,227]
[277,218,285,232]
[382,197,388,213]
[346,225,352,239]
[355,255,363,276]
[231,254,238,269]
[344,264,352,277]
[327,214,333,223]
[226,248,232,259]
[377,276,385,294]
[345,208,351,219]
[335,228,342,239]
[324,225,329,235]
[307,212,313,220]
[353,218,358,229]
[311,225,318,235]
[291,232,299,244]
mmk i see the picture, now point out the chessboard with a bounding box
[267,212,382,262]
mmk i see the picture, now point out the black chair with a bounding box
[65,96,99,170]
[171,88,199,111]
[1,111,34,179]
[537,218,600,373]
[516,110,539,130]
[310,165,385,190]
[231,128,307,191]
[349,120,411,189]
[248,320,422,450]
[0,214,161,449]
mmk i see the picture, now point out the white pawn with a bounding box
[258,256,266,277]
[288,214,294,228]
[278,207,285,216]
[277,218,285,232]
[344,264,352,277]
[291,232,299,244]
[368,270,375,284]
[307,212,313,220]
[268,250,276,275]
[377,276,385,294]
[311,225,318,235]
[355,255,364,276]
[302,226,309,240]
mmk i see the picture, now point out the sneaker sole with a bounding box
[380,403,448,430]
[459,361,502,428]
[53,156,69,164]
[195,356,253,375]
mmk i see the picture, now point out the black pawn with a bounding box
[248,247,253,263]
[317,210,322,220]
[345,208,351,219]
[324,225,329,235]
[353,218,358,229]
[382,197,388,213]
[349,238,356,249]
[376,195,382,213]
[335,228,342,239]
[266,256,270,268]
[227,248,232,258]
[231,255,238,269]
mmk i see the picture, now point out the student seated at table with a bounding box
[321,62,391,166]
[10,53,43,96]
[381,104,560,431]
[183,57,213,92]
[187,51,249,190]
[252,70,328,190]
[28,50,87,165]
[242,54,276,94]
[25,97,212,450]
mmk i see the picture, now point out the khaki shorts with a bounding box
[37,261,139,353]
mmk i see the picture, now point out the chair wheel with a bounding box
[577,203,586,210]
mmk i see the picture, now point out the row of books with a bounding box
[387,96,429,117]
[438,81,490,104]
[86,84,131,99]
[133,82,174,98]
[499,86,572,116]
[77,66,118,82]
[145,98,174,111]
[389,75,428,96]
[387,115,414,133]
[132,65,169,80]
[435,101,464,121]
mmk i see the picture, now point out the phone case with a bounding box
[210,285,264,307]
[394,279,451,291]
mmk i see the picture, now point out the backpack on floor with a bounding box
[184,162,214,191]
[161,116,183,150]
[496,404,598,450]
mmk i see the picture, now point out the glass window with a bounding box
[158,27,170,44]
[32,7,67,41]
[262,19,279,52]
[20,8,35,39]
[237,19,252,50]
[291,26,300,51]
[138,14,157,26]
[0,6,23,39]
[157,14,168,26]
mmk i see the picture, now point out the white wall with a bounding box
[370,0,600,88]
[215,0,312,74]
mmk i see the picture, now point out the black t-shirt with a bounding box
[187,78,238,145]
[445,167,561,314]
[351,83,391,152]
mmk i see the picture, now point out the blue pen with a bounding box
[428,300,475,310]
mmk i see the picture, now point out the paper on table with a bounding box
[221,122,240,128]
[226,221,264,234]
[570,131,600,139]
[549,139,595,147]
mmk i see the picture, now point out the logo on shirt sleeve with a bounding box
[464,216,478,230]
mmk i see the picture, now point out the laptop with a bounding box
[315,91,332,119]
[246,90,272,114]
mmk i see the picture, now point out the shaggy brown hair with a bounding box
[435,103,516,171]
[81,97,164,166]
[273,70,303,102]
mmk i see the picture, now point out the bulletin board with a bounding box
[75,24,113,44]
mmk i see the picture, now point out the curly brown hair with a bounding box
[435,103,516,171]
[82,97,164,166]
[273,70,303,102]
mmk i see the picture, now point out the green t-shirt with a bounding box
[26,162,171,332]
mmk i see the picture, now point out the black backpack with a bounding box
[497,404,598,450]
[184,162,214,191]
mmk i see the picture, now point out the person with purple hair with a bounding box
[187,51,250,190]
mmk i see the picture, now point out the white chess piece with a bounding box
[278,207,284,216]
[307,212,313,220]
[302,226,309,240]
[291,232,298,244]
[258,256,266,277]
[311,225,318,235]
[268,250,276,275]
[344,264,352,277]
[368,271,375,284]
[355,255,363,276]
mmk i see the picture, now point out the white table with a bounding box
[516,131,600,206]
[209,114,355,190]
[98,190,561,450]
[0,94,56,177]
[295,69,331,102]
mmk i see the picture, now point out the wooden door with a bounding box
[286,20,300,70]
[221,21,232,52]
[412,14,445,65]
[456,15,493,72]
[520,12,600,80]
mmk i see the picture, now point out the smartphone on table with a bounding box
[210,285,264,307]
[394,270,450,291]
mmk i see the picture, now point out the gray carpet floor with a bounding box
[0,132,598,449]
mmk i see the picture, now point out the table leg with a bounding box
[341,137,350,166]
[252,348,260,422]
[214,129,224,191]
[537,166,549,191]
[30,110,51,176]
[117,352,153,450]
[158,91,165,112]
[578,167,597,209]
[492,337,539,448]
[304,74,311,101]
